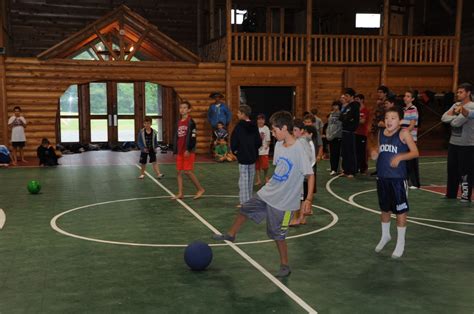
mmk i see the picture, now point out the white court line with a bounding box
[138,165,318,314]
[419,187,445,196]
[348,189,474,226]
[50,195,338,247]
[326,175,474,236]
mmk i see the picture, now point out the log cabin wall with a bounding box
[4,58,224,156]
[7,0,199,57]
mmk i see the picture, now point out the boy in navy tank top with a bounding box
[370,108,419,258]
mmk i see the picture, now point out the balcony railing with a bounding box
[227,33,456,65]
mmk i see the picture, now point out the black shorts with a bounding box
[12,141,25,148]
[139,151,157,164]
[377,178,409,214]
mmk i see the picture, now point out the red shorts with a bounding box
[255,155,269,170]
[176,153,196,171]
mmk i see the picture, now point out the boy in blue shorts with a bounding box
[371,108,419,258]
[213,111,315,277]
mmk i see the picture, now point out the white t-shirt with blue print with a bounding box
[257,140,314,211]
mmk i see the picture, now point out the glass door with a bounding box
[89,82,110,143]
[116,83,136,142]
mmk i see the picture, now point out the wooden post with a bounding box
[305,0,312,112]
[197,0,202,54]
[452,0,463,91]
[210,0,215,41]
[380,0,390,85]
[225,0,232,110]
[0,1,7,144]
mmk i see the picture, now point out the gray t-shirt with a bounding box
[441,101,474,146]
[257,140,313,211]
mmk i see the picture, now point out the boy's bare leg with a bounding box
[172,171,184,199]
[20,148,26,162]
[11,147,17,165]
[152,162,163,177]
[184,171,205,199]
[275,240,289,265]
[227,213,248,237]
[138,164,146,178]
[375,211,392,252]
[255,169,261,185]
[392,213,407,258]
[263,168,269,183]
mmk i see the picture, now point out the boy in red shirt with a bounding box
[172,101,205,200]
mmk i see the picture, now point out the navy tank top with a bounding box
[376,129,408,178]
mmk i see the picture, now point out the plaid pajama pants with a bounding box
[238,163,256,204]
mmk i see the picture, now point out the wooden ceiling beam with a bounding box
[126,26,151,61]
[94,25,119,60]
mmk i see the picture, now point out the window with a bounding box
[145,82,163,141]
[231,9,247,25]
[59,85,80,142]
[355,13,381,28]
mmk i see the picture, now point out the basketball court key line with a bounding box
[137,165,318,314]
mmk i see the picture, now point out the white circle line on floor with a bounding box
[348,189,474,225]
[50,195,339,248]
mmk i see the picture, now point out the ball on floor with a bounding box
[184,241,213,271]
[27,180,41,194]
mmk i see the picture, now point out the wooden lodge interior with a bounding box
[1,0,473,156]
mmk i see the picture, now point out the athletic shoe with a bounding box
[409,186,419,190]
[157,173,164,179]
[138,174,145,179]
[212,233,235,242]
[460,198,471,203]
[330,170,337,176]
[275,264,292,278]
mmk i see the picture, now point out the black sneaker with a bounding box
[275,264,292,278]
[212,233,235,242]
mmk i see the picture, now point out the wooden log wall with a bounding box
[3,58,225,156]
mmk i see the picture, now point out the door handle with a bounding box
[108,114,112,126]
[114,115,118,126]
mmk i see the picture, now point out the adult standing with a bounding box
[401,90,421,189]
[370,86,390,176]
[441,83,474,202]
[207,92,232,134]
[354,94,370,175]
[339,88,360,178]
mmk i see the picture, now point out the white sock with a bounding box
[375,222,391,252]
[392,226,406,258]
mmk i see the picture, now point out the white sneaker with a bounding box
[409,186,419,190]
[157,173,164,179]
[330,171,336,176]
[138,174,145,179]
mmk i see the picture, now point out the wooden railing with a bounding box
[312,35,383,64]
[232,33,306,63]
[230,33,456,65]
[388,36,455,64]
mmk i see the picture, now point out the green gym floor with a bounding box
[0,156,472,313]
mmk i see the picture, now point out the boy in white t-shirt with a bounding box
[8,106,27,165]
[255,114,271,185]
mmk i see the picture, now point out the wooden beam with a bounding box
[452,0,463,91]
[126,26,151,61]
[94,26,119,60]
[89,43,105,61]
[209,0,215,40]
[380,0,390,85]
[226,0,232,111]
[305,0,312,112]
[119,16,125,61]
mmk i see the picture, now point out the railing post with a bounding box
[380,0,389,85]
[226,0,232,109]
[305,0,312,112]
[452,0,463,91]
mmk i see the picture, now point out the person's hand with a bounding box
[454,105,462,115]
[302,199,312,213]
[144,148,149,153]
[184,150,190,157]
[390,155,401,168]
[370,150,379,160]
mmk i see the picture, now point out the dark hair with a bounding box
[302,125,318,144]
[257,114,266,120]
[180,100,192,109]
[209,92,224,99]
[239,104,251,117]
[303,113,316,123]
[385,96,397,104]
[355,93,365,100]
[458,83,473,100]
[343,88,356,97]
[41,138,50,145]
[13,106,21,111]
[144,117,152,123]
[270,111,293,132]
[310,108,318,115]
[293,118,304,130]
[217,121,224,126]
[405,90,417,99]
[377,85,389,95]
[331,101,342,110]
[385,107,404,120]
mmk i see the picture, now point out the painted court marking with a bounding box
[326,175,474,237]
[348,189,474,226]
[50,195,338,247]
[137,166,319,314]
